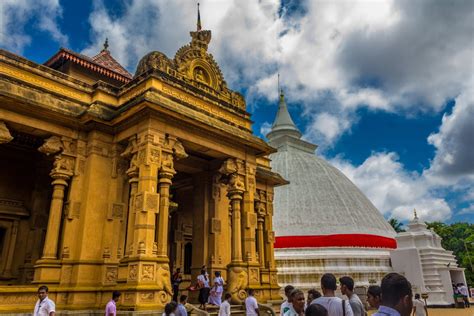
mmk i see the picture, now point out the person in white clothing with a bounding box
[311,273,354,316]
[284,289,305,316]
[219,293,232,316]
[281,285,295,315]
[245,289,259,316]
[458,283,470,308]
[34,285,56,316]
[412,294,428,316]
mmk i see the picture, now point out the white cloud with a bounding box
[426,86,474,183]
[259,122,272,137]
[81,0,472,135]
[331,152,452,222]
[79,0,473,218]
[306,112,351,144]
[0,0,67,53]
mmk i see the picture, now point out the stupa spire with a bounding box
[266,87,302,141]
[197,3,202,31]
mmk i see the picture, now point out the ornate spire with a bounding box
[190,2,211,51]
[197,3,202,31]
[266,88,302,141]
[414,208,418,219]
[103,38,109,51]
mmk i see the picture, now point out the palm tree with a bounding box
[388,218,406,233]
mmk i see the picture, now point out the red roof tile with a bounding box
[92,50,132,79]
[44,48,132,83]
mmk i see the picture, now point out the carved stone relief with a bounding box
[0,121,13,144]
[129,264,138,281]
[142,264,155,281]
[105,267,118,283]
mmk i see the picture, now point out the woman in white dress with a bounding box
[208,271,224,306]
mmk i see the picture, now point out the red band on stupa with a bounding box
[274,234,397,249]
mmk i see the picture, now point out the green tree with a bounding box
[388,218,406,233]
[427,222,474,286]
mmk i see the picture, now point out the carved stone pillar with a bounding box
[35,136,75,283]
[42,169,71,259]
[156,166,175,257]
[121,137,139,256]
[220,158,248,303]
[156,135,186,257]
[119,132,186,309]
[255,200,266,269]
[228,187,244,263]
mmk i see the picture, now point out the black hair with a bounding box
[180,295,188,303]
[290,288,304,299]
[215,271,221,277]
[305,304,328,316]
[284,285,295,297]
[112,291,121,299]
[367,285,381,298]
[247,288,255,296]
[307,289,321,300]
[38,285,49,292]
[339,276,354,291]
[320,273,337,291]
[225,293,232,300]
[415,293,420,299]
[164,302,178,316]
[380,273,412,307]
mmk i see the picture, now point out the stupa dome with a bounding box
[268,90,396,289]
[267,91,395,248]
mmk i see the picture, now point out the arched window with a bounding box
[184,242,192,274]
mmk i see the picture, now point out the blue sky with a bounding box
[1,0,473,224]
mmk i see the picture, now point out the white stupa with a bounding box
[267,91,397,290]
[391,210,467,306]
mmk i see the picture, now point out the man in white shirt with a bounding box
[34,285,56,316]
[311,273,353,316]
[245,289,259,316]
[219,293,232,316]
[339,276,366,316]
[280,285,295,315]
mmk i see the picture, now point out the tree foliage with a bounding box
[388,218,406,233]
[427,221,474,286]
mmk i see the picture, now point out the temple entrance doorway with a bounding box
[0,128,53,283]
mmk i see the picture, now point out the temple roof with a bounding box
[91,49,132,79]
[44,47,132,83]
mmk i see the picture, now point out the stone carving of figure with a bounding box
[194,68,206,83]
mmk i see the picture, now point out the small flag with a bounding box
[197,3,202,31]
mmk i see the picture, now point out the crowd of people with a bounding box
[33,271,469,316]
[453,282,470,308]
[277,273,426,316]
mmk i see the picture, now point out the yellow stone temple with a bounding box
[0,18,286,312]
